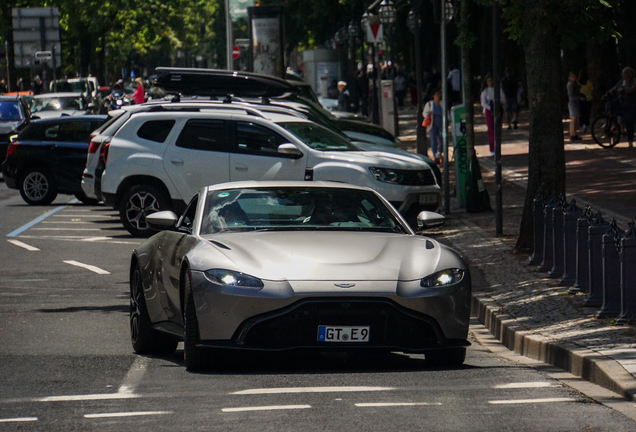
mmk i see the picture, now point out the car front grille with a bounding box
[401,170,436,186]
[234,298,442,351]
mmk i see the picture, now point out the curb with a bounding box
[471,293,636,401]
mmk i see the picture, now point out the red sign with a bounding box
[232,46,240,60]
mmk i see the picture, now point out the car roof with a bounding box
[30,115,107,124]
[0,96,21,102]
[33,92,84,98]
[205,181,372,193]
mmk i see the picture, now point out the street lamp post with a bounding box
[441,0,454,215]
[379,0,398,135]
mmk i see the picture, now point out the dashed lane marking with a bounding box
[7,239,40,251]
[494,382,560,389]
[36,394,140,402]
[488,398,576,405]
[231,386,395,395]
[118,357,150,395]
[63,261,110,275]
[355,402,442,407]
[84,411,172,419]
[222,405,311,413]
[31,228,102,231]
[0,417,38,423]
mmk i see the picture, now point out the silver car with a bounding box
[130,181,471,370]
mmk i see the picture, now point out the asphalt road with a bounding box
[1,185,635,431]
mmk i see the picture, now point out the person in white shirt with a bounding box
[480,74,505,156]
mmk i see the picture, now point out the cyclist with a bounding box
[605,67,636,148]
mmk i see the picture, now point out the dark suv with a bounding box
[1,115,106,205]
[0,96,32,166]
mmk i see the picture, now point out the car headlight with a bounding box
[420,269,465,288]
[204,269,264,289]
[369,167,403,184]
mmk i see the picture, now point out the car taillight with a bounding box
[7,141,19,157]
[100,142,110,164]
[88,139,101,154]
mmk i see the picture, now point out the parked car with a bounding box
[1,115,107,205]
[0,95,33,166]
[30,92,92,119]
[98,106,440,236]
[50,77,100,104]
[130,181,471,370]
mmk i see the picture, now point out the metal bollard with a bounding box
[538,196,558,273]
[596,220,625,319]
[584,211,609,308]
[528,191,546,265]
[548,197,566,279]
[617,221,636,324]
[571,206,593,294]
[560,199,581,287]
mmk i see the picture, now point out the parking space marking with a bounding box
[63,261,110,275]
[84,411,172,419]
[488,398,576,405]
[355,402,442,407]
[231,386,395,395]
[6,205,68,237]
[18,235,138,245]
[222,405,311,413]
[0,417,38,423]
[494,382,559,389]
[7,239,40,251]
[37,394,140,402]
[118,356,150,394]
[31,228,102,231]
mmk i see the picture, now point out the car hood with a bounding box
[198,231,443,281]
[0,120,22,135]
[323,150,430,170]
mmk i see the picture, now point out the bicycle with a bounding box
[591,94,622,148]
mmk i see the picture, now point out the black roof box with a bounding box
[154,67,294,98]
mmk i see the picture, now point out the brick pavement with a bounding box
[396,105,636,400]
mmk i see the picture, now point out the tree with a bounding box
[490,0,620,252]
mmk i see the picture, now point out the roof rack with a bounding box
[145,103,267,118]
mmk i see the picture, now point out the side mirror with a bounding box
[146,210,179,231]
[278,143,303,158]
[416,211,445,230]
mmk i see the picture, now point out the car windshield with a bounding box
[200,187,406,235]
[51,81,86,93]
[0,101,23,121]
[279,122,358,151]
[32,96,86,112]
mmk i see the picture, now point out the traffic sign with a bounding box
[35,50,52,60]
[232,46,240,60]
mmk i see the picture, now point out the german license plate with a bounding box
[317,326,370,342]
[419,194,438,204]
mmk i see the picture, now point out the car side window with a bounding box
[60,121,92,142]
[43,124,61,140]
[137,120,175,143]
[177,196,198,232]
[177,119,229,152]
[236,122,286,157]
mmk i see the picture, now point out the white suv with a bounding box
[99,106,440,236]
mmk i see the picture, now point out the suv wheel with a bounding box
[20,168,58,205]
[119,184,170,237]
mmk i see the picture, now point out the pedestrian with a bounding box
[567,71,581,141]
[327,80,339,99]
[131,77,145,105]
[606,66,636,148]
[501,67,521,129]
[423,88,444,163]
[480,74,504,156]
[447,66,461,106]
[336,81,351,112]
[394,71,406,109]
[578,68,593,133]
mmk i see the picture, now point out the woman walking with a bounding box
[480,74,504,156]
[567,71,581,141]
[423,89,444,164]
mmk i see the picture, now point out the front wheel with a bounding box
[591,115,621,148]
[183,271,207,371]
[19,168,58,205]
[119,184,170,237]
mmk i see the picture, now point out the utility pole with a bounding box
[225,0,233,70]
[441,0,450,215]
[493,4,503,235]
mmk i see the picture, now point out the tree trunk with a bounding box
[515,26,566,253]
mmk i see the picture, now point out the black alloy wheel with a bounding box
[183,271,207,371]
[119,184,170,237]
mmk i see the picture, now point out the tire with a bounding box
[19,168,58,205]
[74,191,99,205]
[130,264,178,355]
[119,184,170,237]
[425,347,466,367]
[591,115,621,148]
[183,271,207,371]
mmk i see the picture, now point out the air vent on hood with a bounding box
[209,240,231,250]
[426,240,435,249]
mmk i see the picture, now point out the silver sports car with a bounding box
[130,181,471,370]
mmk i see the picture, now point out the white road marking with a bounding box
[355,402,442,407]
[63,260,110,275]
[6,205,67,237]
[37,394,140,402]
[222,405,311,413]
[31,228,102,231]
[495,382,559,389]
[42,221,93,224]
[118,357,150,394]
[18,235,138,245]
[0,417,38,423]
[7,240,40,251]
[231,386,395,395]
[84,411,172,419]
[52,214,115,218]
[488,397,576,405]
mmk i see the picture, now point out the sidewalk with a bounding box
[397,106,636,400]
